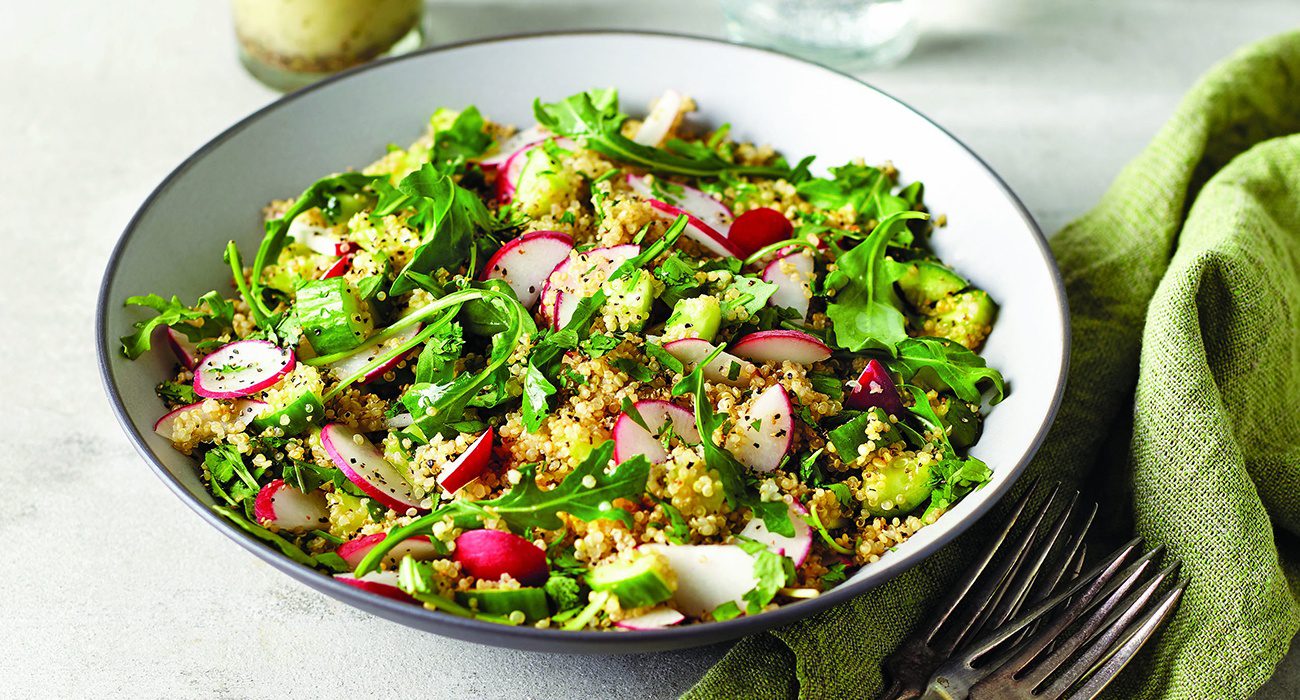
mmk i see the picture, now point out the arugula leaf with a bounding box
[580,334,621,358]
[821,563,849,586]
[611,357,653,383]
[374,164,499,295]
[653,252,704,308]
[806,372,845,400]
[428,106,492,172]
[653,497,691,544]
[413,321,464,385]
[119,291,233,360]
[923,456,993,521]
[213,505,320,568]
[825,211,929,353]
[156,380,199,406]
[646,342,684,374]
[891,337,1006,405]
[533,89,791,180]
[521,291,608,432]
[717,275,778,325]
[795,163,912,225]
[735,536,795,614]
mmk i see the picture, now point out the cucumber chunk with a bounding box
[586,551,676,609]
[295,278,373,355]
[455,587,550,622]
[665,295,721,341]
[896,260,968,309]
[603,272,657,332]
[939,396,982,449]
[927,290,997,350]
[514,146,576,217]
[862,453,933,517]
[251,391,324,436]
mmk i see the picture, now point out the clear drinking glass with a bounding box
[231,0,426,92]
[719,0,918,71]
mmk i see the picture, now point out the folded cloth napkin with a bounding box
[686,30,1300,700]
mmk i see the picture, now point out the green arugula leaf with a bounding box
[646,342,684,374]
[533,89,792,180]
[825,211,929,353]
[923,456,993,521]
[428,106,492,172]
[795,162,913,225]
[718,275,779,325]
[735,536,796,614]
[653,497,691,544]
[155,380,199,406]
[119,291,234,360]
[521,290,608,432]
[821,562,849,586]
[413,321,464,385]
[213,505,320,568]
[580,334,621,358]
[891,337,1006,404]
[611,357,653,383]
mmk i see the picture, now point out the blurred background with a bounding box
[4,0,1300,697]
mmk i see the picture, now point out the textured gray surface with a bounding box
[3,0,1298,697]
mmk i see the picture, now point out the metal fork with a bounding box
[877,482,1185,700]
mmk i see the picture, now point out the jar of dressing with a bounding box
[231,0,425,91]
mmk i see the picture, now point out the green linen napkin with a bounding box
[686,30,1300,700]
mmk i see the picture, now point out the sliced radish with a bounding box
[479,125,551,167]
[253,479,329,532]
[335,571,415,603]
[633,89,685,147]
[320,423,424,512]
[437,428,495,495]
[844,359,906,416]
[287,216,346,256]
[661,338,755,388]
[193,340,295,399]
[327,324,422,384]
[453,529,549,586]
[616,606,686,630]
[481,231,574,308]
[733,384,794,473]
[164,327,199,370]
[731,330,832,365]
[643,544,757,618]
[613,400,700,464]
[729,207,794,258]
[319,255,350,279]
[497,137,578,203]
[625,174,741,259]
[540,244,640,329]
[762,251,814,319]
[337,532,441,569]
[157,398,266,437]
[739,500,812,566]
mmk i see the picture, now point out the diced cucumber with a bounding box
[251,391,324,436]
[295,278,373,355]
[454,587,550,622]
[928,290,997,350]
[862,453,933,518]
[603,272,657,331]
[665,295,721,341]
[586,551,676,609]
[514,146,576,217]
[896,261,968,309]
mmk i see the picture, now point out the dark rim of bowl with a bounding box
[96,29,1070,649]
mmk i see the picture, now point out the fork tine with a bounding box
[1034,563,1180,700]
[983,492,1089,634]
[989,540,1159,691]
[1064,581,1186,700]
[923,538,1142,700]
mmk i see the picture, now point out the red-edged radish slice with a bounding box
[615,607,686,630]
[253,479,328,532]
[540,244,640,328]
[497,137,578,203]
[613,400,700,464]
[164,327,199,370]
[327,324,422,384]
[320,423,424,512]
[739,500,813,566]
[193,340,295,399]
[335,571,415,603]
[336,532,441,569]
[643,544,758,618]
[437,428,495,495]
[624,174,741,259]
[844,359,907,416]
[319,255,351,279]
[154,400,267,439]
[733,384,794,473]
[479,125,551,167]
[731,330,832,365]
[633,89,685,147]
[287,216,345,256]
[728,207,794,258]
[761,252,814,319]
[481,231,574,308]
[453,529,549,586]
[660,338,755,388]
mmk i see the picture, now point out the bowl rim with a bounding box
[96,29,1070,650]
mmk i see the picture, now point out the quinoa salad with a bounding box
[119,89,1005,630]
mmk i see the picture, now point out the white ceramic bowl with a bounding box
[98,31,1068,652]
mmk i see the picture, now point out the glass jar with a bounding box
[719,0,918,71]
[231,0,425,92]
